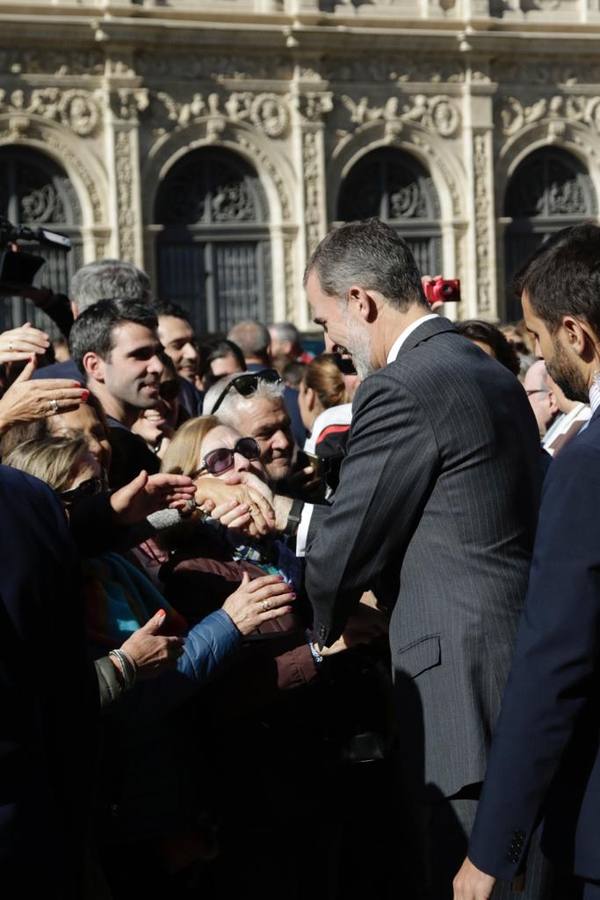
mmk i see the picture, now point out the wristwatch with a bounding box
[283,498,304,537]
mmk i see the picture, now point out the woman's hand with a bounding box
[222,571,295,636]
[110,470,197,525]
[0,356,87,434]
[0,322,50,364]
[118,610,184,681]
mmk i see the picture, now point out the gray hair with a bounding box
[227,320,271,360]
[304,217,428,312]
[203,373,285,425]
[269,321,299,345]
[70,259,151,312]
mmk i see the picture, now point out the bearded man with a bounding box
[284,218,546,899]
[454,224,600,899]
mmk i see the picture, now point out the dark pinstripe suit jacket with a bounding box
[305,317,541,798]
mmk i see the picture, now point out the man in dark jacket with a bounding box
[454,224,600,899]
[0,465,99,897]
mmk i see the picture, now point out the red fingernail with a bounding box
[80,389,89,401]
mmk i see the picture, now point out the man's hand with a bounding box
[195,475,275,537]
[110,470,197,526]
[0,356,87,434]
[453,857,497,899]
[0,322,50,364]
[320,597,389,657]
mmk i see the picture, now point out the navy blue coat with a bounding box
[0,466,99,896]
[469,409,600,882]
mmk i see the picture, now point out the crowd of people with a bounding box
[1,217,600,900]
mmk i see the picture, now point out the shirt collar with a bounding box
[589,375,600,416]
[386,314,439,364]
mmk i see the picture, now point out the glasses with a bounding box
[525,389,548,397]
[192,437,260,478]
[159,380,180,403]
[210,369,282,414]
[59,476,104,505]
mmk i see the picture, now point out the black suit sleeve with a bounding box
[468,439,600,880]
[306,371,438,646]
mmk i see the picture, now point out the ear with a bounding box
[306,386,317,412]
[83,351,106,383]
[561,315,593,360]
[547,385,560,418]
[347,285,379,324]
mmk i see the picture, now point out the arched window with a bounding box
[0,148,83,332]
[336,148,442,275]
[503,147,596,320]
[154,148,272,334]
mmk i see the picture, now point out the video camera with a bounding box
[0,215,74,337]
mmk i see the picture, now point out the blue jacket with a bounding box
[469,409,600,882]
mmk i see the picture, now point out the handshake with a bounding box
[193,469,291,538]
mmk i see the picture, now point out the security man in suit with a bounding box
[454,225,600,899]
[284,218,548,899]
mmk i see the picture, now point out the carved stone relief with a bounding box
[0,49,104,76]
[0,88,101,137]
[324,59,465,84]
[135,52,292,82]
[110,89,149,123]
[498,94,600,145]
[114,130,136,262]
[284,239,295,319]
[149,91,290,139]
[339,94,461,139]
[473,133,492,315]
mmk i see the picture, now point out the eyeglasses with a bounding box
[525,389,548,397]
[210,369,282,414]
[159,380,180,403]
[192,437,260,478]
[59,476,104,505]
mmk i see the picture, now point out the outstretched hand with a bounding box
[194,474,276,537]
[110,470,197,526]
[0,322,50,364]
[222,571,295,635]
[0,355,87,434]
[119,610,184,681]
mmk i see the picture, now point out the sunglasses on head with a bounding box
[159,380,180,403]
[192,436,261,478]
[210,369,282,414]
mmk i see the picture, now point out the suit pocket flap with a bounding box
[396,634,441,678]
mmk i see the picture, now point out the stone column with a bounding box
[462,69,498,320]
[291,90,332,328]
[104,83,147,265]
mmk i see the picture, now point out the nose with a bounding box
[534,337,542,359]
[271,429,290,451]
[87,434,103,462]
[233,451,251,472]
[183,341,198,361]
[148,354,165,376]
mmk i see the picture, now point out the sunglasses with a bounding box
[210,369,282,414]
[192,436,260,478]
[159,380,180,403]
[59,476,104,505]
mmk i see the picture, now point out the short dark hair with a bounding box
[304,217,428,312]
[514,223,600,336]
[455,320,521,377]
[153,300,193,325]
[69,298,158,373]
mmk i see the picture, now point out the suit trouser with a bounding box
[404,787,554,900]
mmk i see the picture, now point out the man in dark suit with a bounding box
[294,219,546,898]
[454,225,600,899]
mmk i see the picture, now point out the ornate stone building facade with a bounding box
[1,0,600,332]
